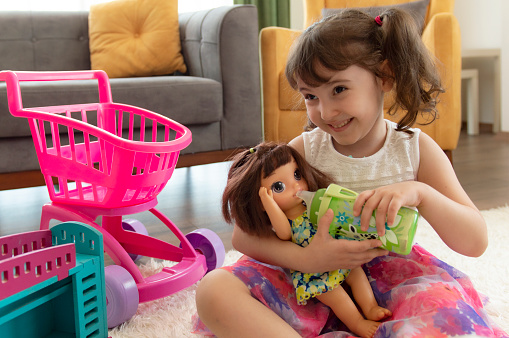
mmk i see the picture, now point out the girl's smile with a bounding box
[329,117,354,131]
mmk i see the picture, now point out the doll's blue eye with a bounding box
[294,169,302,181]
[271,181,285,193]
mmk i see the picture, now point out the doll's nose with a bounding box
[294,181,305,192]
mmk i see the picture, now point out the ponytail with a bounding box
[377,9,444,130]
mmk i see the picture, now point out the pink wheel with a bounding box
[185,228,225,272]
[105,265,139,328]
[122,219,149,261]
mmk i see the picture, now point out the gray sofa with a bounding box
[0,5,262,179]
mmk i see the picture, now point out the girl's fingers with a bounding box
[374,195,393,236]
[316,209,334,239]
[353,190,374,216]
[355,190,375,232]
[386,199,401,227]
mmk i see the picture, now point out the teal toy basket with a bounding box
[0,222,107,337]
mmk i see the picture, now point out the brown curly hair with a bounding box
[285,8,444,132]
[222,142,333,237]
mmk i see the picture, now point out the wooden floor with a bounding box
[1,130,508,256]
[451,131,509,210]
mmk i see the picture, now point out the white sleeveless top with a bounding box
[303,120,420,192]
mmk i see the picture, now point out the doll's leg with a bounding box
[196,269,301,338]
[316,285,380,338]
[346,267,392,321]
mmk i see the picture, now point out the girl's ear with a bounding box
[379,60,395,92]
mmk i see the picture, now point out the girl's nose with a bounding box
[319,99,339,120]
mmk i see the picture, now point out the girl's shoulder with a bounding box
[386,120,421,138]
[301,128,332,160]
[301,127,328,147]
[385,120,421,150]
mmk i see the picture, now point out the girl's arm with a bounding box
[259,187,292,240]
[416,132,487,256]
[354,132,487,257]
[232,209,389,273]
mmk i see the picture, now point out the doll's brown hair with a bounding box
[222,142,333,237]
[285,8,444,132]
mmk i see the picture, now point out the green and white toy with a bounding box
[297,184,419,255]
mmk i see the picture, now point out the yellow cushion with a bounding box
[89,0,186,78]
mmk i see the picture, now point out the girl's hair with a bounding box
[285,8,444,132]
[222,142,333,237]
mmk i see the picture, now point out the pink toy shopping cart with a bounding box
[0,70,225,328]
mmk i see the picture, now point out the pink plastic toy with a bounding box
[0,70,225,328]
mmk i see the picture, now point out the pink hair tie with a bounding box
[375,15,383,26]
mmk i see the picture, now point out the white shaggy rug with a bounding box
[108,207,509,337]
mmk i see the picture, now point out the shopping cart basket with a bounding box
[0,70,225,328]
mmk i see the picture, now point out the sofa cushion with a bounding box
[89,0,186,78]
[322,0,430,33]
[0,12,90,71]
[0,77,222,138]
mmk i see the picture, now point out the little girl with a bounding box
[221,142,391,337]
[195,7,506,338]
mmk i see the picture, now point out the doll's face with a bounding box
[260,159,308,216]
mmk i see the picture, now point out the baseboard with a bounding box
[0,170,47,191]
[0,148,244,191]
[461,121,494,134]
[176,148,244,168]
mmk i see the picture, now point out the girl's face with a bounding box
[297,64,392,158]
[260,159,308,219]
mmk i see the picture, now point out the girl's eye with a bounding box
[294,169,302,181]
[334,86,346,94]
[271,181,285,193]
[304,93,317,100]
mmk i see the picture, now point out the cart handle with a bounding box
[0,70,113,116]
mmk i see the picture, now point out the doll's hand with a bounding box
[259,187,276,210]
[353,182,423,236]
[303,209,388,272]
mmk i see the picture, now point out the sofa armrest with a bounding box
[260,27,307,143]
[420,12,462,151]
[179,5,262,150]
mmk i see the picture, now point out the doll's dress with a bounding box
[290,210,350,305]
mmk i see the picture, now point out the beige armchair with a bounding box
[261,0,461,161]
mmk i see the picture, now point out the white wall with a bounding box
[455,0,501,50]
[290,0,305,30]
[455,0,507,131]
[290,0,508,132]
[501,1,509,132]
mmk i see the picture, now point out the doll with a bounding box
[222,142,392,338]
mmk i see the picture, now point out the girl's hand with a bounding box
[353,182,423,236]
[303,209,389,272]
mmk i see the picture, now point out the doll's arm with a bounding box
[259,187,292,241]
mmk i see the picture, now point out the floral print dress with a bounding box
[193,243,508,338]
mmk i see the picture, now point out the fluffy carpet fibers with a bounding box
[108,207,509,337]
